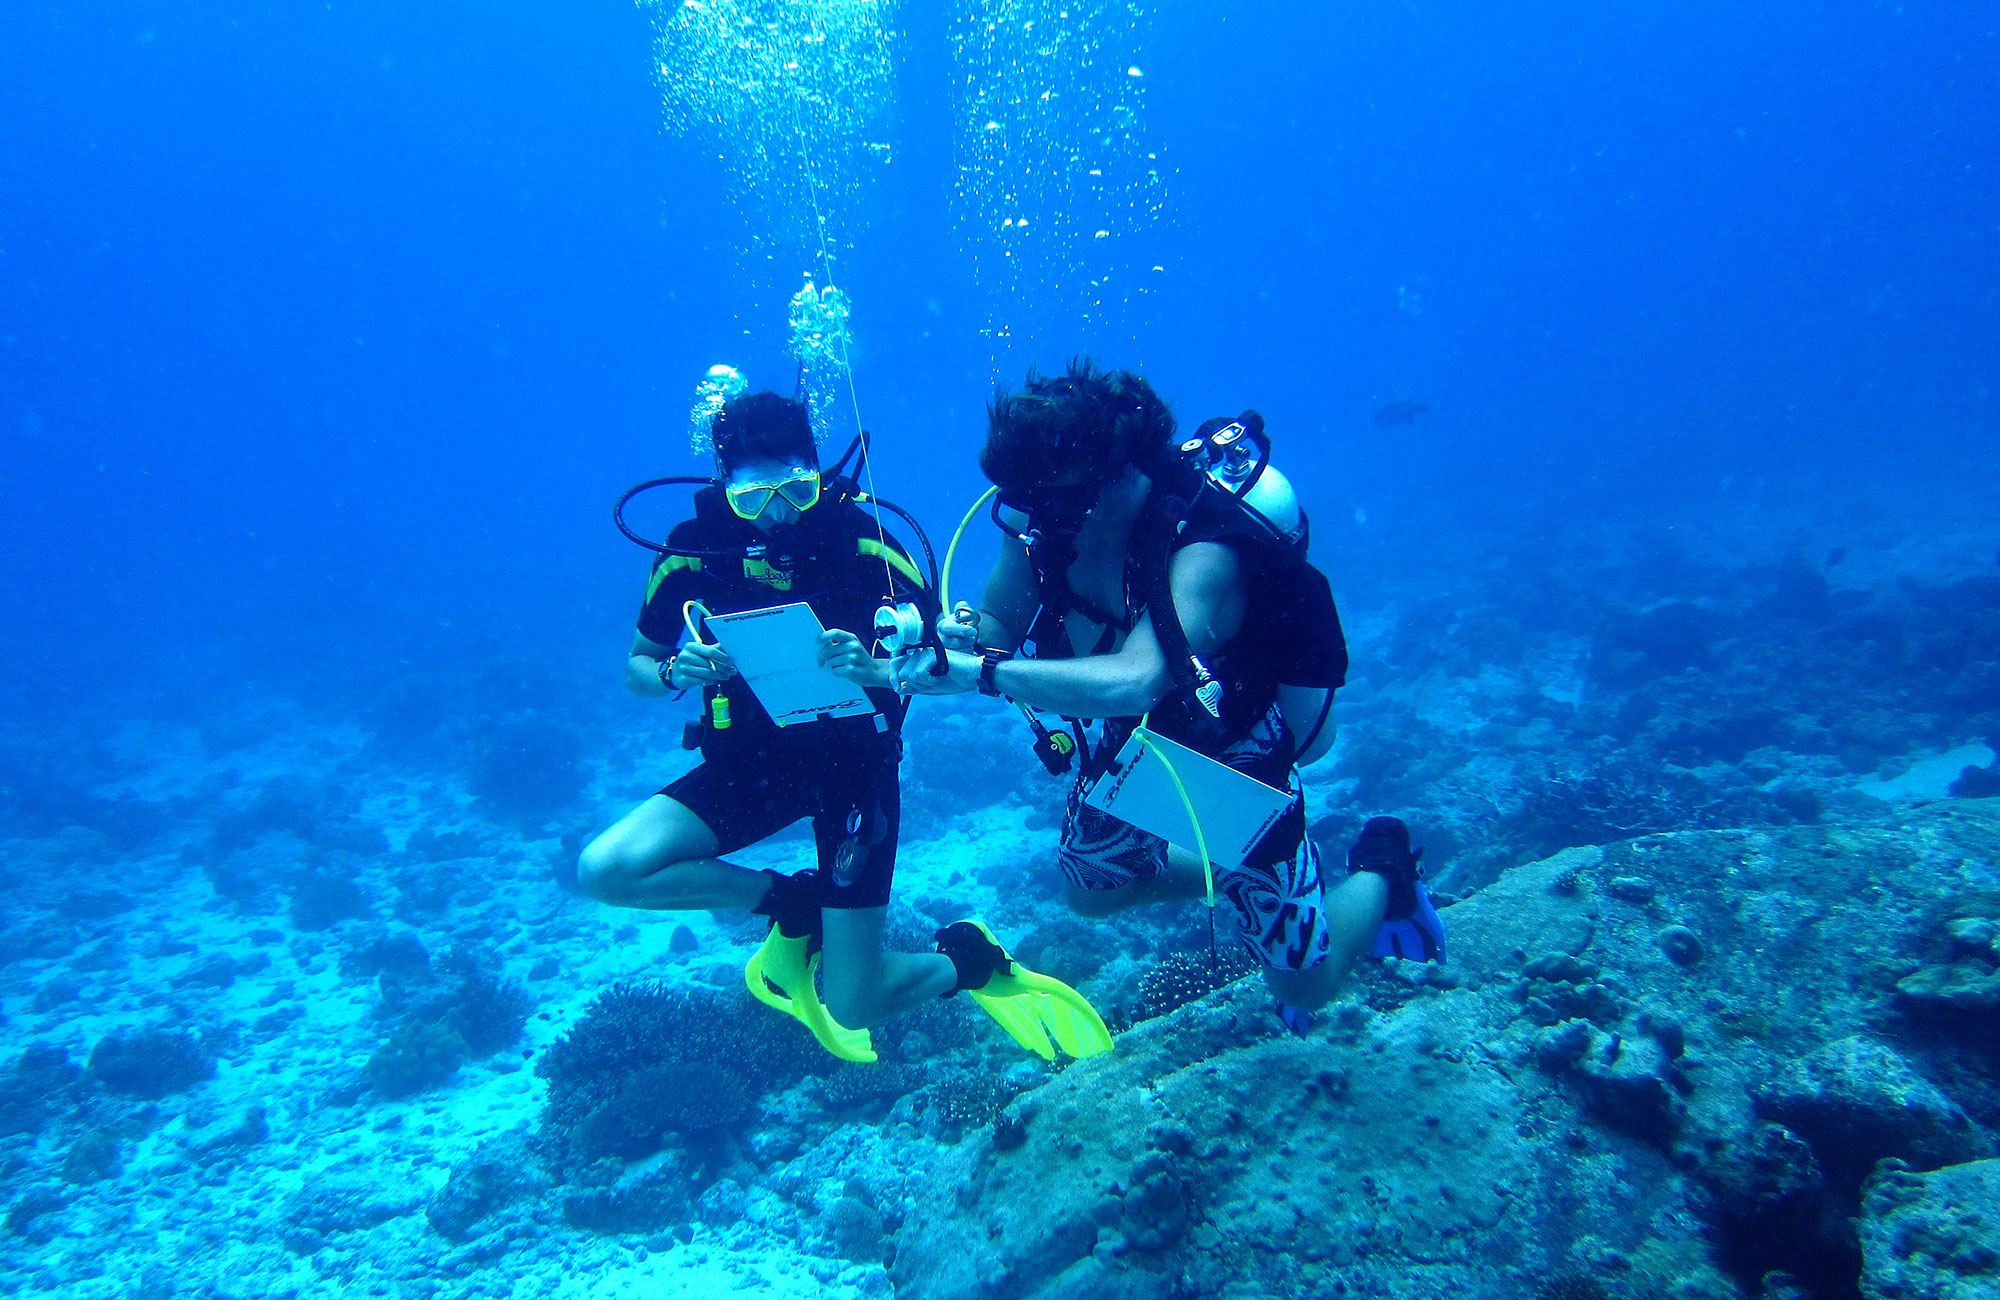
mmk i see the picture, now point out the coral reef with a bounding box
[1758,1036,1991,1187]
[1329,553,2000,892]
[1130,947,1257,1024]
[365,945,532,1098]
[427,1134,551,1244]
[536,981,819,1172]
[1860,1159,2000,1300]
[1896,916,2000,1021]
[0,1048,83,1138]
[85,1029,216,1100]
[890,802,2000,1300]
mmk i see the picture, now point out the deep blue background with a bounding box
[2,0,1994,728]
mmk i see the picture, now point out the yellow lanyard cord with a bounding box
[1134,721,1214,909]
[941,485,999,615]
[682,600,712,646]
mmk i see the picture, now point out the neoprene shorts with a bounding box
[661,746,900,910]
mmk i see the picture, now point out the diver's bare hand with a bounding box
[889,647,981,697]
[938,602,980,652]
[817,629,887,688]
[671,642,736,688]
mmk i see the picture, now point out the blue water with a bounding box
[5,0,1992,727]
[2,1,1997,1294]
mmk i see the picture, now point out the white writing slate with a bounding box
[1083,728,1294,870]
[701,602,876,727]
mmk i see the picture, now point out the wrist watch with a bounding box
[657,654,678,689]
[977,647,1014,698]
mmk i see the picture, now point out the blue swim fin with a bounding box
[1371,881,1446,963]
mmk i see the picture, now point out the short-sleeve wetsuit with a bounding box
[638,485,925,909]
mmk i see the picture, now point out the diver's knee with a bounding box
[1264,960,1338,1014]
[575,837,631,904]
[1064,883,1124,918]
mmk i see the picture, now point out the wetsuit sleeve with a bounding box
[635,521,711,646]
[854,526,928,607]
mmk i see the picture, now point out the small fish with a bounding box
[1824,547,1849,569]
[1373,399,1428,426]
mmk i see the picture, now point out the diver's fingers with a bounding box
[683,645,735,682]
[817,629,862,667]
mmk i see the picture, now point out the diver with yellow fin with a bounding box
[582,371,1109,1065]
[893,361,1445,1037]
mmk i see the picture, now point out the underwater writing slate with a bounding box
[1082,728,1293,870]
[701,603,876,727]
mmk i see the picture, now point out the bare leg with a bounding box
[577,794,770,911]
[819,908,958,1029]
[1263,870,1388,1014]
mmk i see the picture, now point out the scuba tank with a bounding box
[1140,409,1346,748]
[1177,412,1307,552]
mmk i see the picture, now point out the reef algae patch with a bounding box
[890,800,2000,1300]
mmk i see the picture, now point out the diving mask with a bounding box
[994,481,1101,537]
[726,469,822,520]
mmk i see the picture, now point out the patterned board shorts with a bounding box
[1057,715,1334,973]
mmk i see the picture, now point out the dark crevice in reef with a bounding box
[1711,1191,1864,1300]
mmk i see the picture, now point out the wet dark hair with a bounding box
[710,391,817,471]
[980,358,1176,491]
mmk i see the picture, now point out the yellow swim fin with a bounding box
[936,920,1113,1062]
[744,929,876,1064]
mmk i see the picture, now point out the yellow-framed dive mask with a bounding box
[725,469,821,521]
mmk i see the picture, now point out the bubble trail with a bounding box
[642,0,899,445]
[642,0,900,285]
[949,0,1171,367]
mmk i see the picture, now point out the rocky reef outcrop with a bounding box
[1860,1159,2000,1300]
[890,801,2000,1300]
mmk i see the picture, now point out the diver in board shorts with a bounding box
[893,359,1444,1034]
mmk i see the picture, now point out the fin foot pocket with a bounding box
[1347,816,1447,963]
[936,920,1113,1061]
[744,930,876,1063]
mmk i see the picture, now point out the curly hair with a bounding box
[980,358,1176,491]
[711,391,816,470]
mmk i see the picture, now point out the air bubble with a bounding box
[950,1,1170,364]
[641,0,902,293]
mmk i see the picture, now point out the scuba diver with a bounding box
[892,360,1444,1034]
[580,386,1109,1064]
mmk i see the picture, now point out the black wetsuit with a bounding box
[637,486,923,909]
